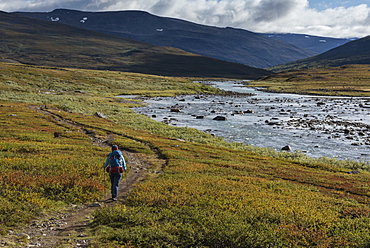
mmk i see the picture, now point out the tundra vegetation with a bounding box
[249,64,370,97]
[1,62,370,247]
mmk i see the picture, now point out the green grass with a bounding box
[91,140,370,247]
[249,64,370,96]
[1,62,370,247]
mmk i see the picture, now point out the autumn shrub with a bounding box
[92,139,370,247]
[0,102,108,228]
[250,64,370,97]
[2,62,370,247]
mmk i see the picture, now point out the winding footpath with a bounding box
[1,106,166,248]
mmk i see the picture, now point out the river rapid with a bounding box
[132,81,370,163]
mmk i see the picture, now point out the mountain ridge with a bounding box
[262,33,354,55]
[15,8,316,68]
[269,35,370,71]
[0,11,271,79]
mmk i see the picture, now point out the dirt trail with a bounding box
[1,106,165,248]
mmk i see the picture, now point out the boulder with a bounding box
[94,112,106,118]
[267,121,281,126]
[347,170,360,174]
[281,145,292,151]
[88,202,102,207]
[213,116,227,121]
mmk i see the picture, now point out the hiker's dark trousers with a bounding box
[110,173,122,198]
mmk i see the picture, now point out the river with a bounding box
[132,81,370,163]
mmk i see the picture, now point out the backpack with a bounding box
[106,150,124,173]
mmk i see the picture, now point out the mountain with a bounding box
[261,33,354,54]
[0,11,271,79]
[269,35,370,72]
[15,9,315,68]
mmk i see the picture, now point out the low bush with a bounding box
[1,62,370,246]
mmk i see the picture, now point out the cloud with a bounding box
[1,0,369,38]
[253,0,304,22]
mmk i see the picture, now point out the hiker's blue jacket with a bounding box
[103,150,127,170]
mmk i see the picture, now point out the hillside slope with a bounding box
[249,64,370,96]
[270,35,370,72]
[15,9,315,68]
[261,33,353,54]
[0,11,271,79]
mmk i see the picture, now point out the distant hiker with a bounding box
[103,145,127,201]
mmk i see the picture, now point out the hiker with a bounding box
[103,145,127,201]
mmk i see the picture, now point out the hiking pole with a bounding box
[103,166,106,195]
[125,169,128,189]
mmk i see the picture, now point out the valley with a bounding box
[0,7,370,247]
[135,80,370,162]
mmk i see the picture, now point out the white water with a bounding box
[131,81,370,163]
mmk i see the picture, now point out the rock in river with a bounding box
[281,145,292,151]
[213,116,227,121]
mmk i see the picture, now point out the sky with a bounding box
[0,0,369,38]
